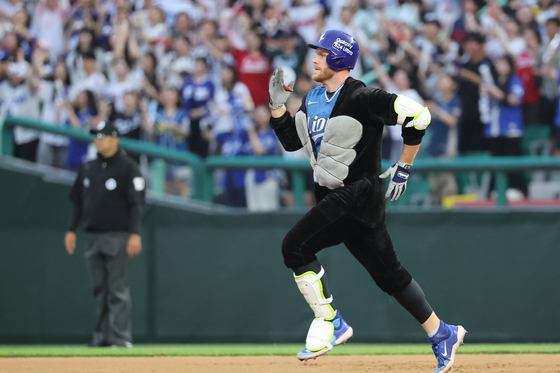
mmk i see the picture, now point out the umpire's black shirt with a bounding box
[68,149,145,234]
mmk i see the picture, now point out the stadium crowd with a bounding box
[3,0,560,208]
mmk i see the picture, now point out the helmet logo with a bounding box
[332,38,354,56]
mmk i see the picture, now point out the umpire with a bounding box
[64,121,145,348]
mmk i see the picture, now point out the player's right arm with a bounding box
[268,67,304,152]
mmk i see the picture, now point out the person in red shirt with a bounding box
[516,27,541,127]
[230,28,272,108]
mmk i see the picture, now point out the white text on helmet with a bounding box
[332,38,354,55]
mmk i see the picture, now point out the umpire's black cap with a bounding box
[90,121,120,137]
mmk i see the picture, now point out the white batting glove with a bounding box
[268,67,294,110]
[379,160,412,201]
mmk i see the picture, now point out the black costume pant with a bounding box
[85,232,132,346]
[282,183,412,296]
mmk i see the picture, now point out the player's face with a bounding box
[311,48,335,83]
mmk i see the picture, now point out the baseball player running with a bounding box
[268,30,466,373]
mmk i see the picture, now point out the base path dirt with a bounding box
[1,355,559,373]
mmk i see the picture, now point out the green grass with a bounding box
[0,344,559,357]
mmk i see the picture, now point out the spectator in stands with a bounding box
[450,0,483,46]
[104,91,150,164]
[181,56,215,158]
[104,57,141,114]
[538,17,560,128]
[30,40,53,81]
[152,86,190,197]
[230,27,272,108]
[481,54,526,196]
[68,51,107,101]
[543,54,560,155]
[136,5,170,59]
[457,32,496,154]
[213,63,253,207]
[64,0,101,54]
[0,0,24,20]
[245,105,279,212]
[63,89,97,172]
[535,0,558,26]
[1,31,24,63]
[270,29,307,78]
[11,8,36,62]
[158,35,194,89]
[140,51,161,103]
[65,28,102,85]
[515,5,540,36]
[486,18,526,61]
[191,20,219,70]
[287,0,324,48]
[215,124,249,208]
[172,12,194,40]
[0,62,40,162]
[214,63,254,133]
[517,27,542,128]
[33,0,66,63]
[426,73,462,205]
[101,18,140,79]
[36,61,71,169]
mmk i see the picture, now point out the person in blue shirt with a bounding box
[480,54,526,195]
[63,89,97,172]
[214,64,255,208]
[181,56,215,158]
[245,105,280,211]
[426,73,462,205]
[153,87,191,197]
[427,74,462,158]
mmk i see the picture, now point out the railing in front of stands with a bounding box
[3,116,560,207]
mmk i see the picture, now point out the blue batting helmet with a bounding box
[307,30,360,70]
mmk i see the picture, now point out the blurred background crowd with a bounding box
[3,0,560,209]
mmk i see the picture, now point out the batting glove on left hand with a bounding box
[269,67,294,110]
[379,160,412,201]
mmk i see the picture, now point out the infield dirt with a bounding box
[1,355,560,373]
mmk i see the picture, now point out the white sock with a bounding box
[428,324,440,337]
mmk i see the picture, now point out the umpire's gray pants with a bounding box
[85,232,132,346]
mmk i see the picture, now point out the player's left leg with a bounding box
[292,260,353,360]
[282,190,357,360]
[344,224,466,373]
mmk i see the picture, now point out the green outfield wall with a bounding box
[1,165,559,344]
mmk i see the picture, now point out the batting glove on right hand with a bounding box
[269,67,294,110]
[379,160,412,201]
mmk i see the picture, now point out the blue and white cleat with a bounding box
[428,321,467,373]
[297,310,353,361]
